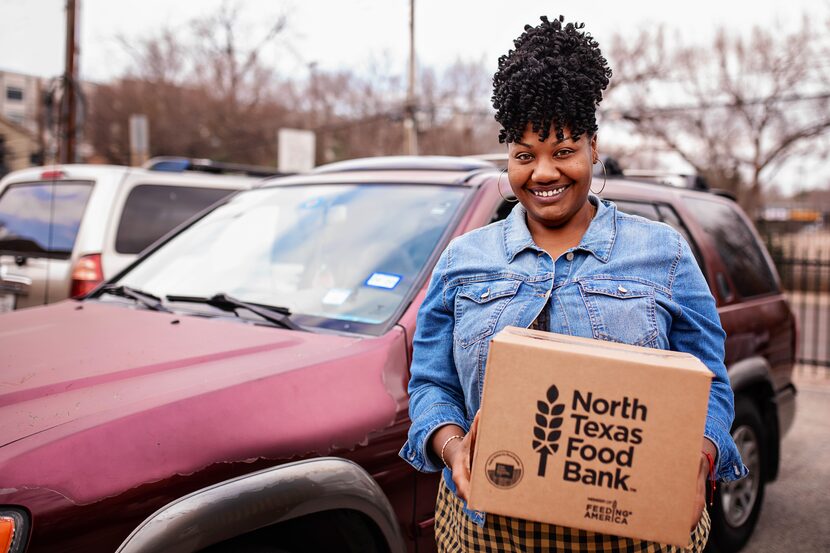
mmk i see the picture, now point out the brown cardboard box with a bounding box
[468,327,713,547]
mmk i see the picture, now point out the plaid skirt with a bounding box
[434,480,710,553]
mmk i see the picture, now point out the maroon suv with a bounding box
[0,157,795,553]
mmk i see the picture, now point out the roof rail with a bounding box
[709,188,738,201]
[143,157,291,178]
[623,170,710,191]
[312,156,495,174]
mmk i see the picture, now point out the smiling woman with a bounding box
[401,14,747,553]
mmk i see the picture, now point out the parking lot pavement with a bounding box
[743,366,830,552]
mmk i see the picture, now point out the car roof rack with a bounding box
[143,157,291,178]
[623,169,710,191]
[311,155,495,174]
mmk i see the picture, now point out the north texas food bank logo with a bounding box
[532,385,566,476]
[533,385,648,493]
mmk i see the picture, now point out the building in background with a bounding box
[0,115,39,177]
[0,70,43,176]
[0,69,41,134]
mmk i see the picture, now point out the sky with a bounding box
[0,0,828,192]
[1,0,824,81]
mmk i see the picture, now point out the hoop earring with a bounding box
[591,158,607,195]
[497,168,518,203]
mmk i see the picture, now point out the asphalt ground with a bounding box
[742,366,830,552]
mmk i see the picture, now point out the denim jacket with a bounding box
[399,197,748,523]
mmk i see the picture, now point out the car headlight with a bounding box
[0,509,29,553]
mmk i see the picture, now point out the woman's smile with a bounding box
[528,183,572,200]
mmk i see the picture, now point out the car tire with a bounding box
[706,396,766,553]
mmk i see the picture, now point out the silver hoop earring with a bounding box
[497,168,518,203]
[591,158,607,195]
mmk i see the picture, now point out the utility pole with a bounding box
[403,0,418,155]
[61,0,79,164]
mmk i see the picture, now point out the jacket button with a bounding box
[565,252,574,261]
[480,289,490,299]
[409,450,416,460]
[618,285,628,294]
[733,464,740,476]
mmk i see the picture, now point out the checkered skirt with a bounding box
[434,480,710,553]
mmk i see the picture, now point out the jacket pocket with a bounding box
[578,279,659,347]
[454,279,521,348]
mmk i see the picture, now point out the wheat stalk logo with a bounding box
[533,384,565,477]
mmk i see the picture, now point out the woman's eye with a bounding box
[554,149,574,158]
[515,152,532,161]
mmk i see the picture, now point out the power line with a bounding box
[609,91,830,118]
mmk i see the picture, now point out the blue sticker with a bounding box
[365,272,402,290]
[300,197,325,209]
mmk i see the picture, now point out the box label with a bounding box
[530,385,647,495]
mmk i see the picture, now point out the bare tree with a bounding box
[417,59,501,156]
[87,1,293,166]
[86,5,501,167]
[305,57,500,161]
[611,18,830,215]
[604,27,669,95]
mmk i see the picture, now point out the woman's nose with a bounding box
[532,158,561,183]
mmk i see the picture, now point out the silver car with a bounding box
[0,162,263,312]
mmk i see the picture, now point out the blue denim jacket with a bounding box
[399,197,748,524]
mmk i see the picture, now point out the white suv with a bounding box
[0,162,265,312]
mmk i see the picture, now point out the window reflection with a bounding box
[0,182,92,258]
[683,197,777,298]
[119,184,467,331]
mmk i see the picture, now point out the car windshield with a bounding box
[115,183,467,333]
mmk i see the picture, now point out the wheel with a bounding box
[706,396,766,553]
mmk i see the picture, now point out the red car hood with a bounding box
[0,300,408,505]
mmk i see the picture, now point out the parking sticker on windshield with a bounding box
[365,272,402,290]
[323,288,352,306]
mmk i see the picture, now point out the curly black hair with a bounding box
[492,15,612,144]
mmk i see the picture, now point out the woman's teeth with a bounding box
[532,186,567,197]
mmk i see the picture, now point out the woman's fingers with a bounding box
[690,454,708,530]
[452,449,472,501]
[444,414,484,502]
[468,411,481,470]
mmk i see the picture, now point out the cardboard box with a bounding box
[468,327,713,547]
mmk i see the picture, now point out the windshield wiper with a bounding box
[98,284,172,313]
[166,293,301,330]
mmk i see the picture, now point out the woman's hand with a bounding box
[432,412,480,503]
[691,438,717,530]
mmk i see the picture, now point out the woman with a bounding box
[399,15,747,553]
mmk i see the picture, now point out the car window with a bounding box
[115,184,236,254]
[0,181,93,258]
[608,199,706,273]
[612,200,660,221]
[683,196,778,298]
[117,184,468,334]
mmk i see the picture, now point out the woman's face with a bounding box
[507,125,597,230]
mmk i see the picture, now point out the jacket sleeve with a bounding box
[669,235,749,482]
[399,244,469,473]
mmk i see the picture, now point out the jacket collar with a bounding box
[503,196,617,264]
